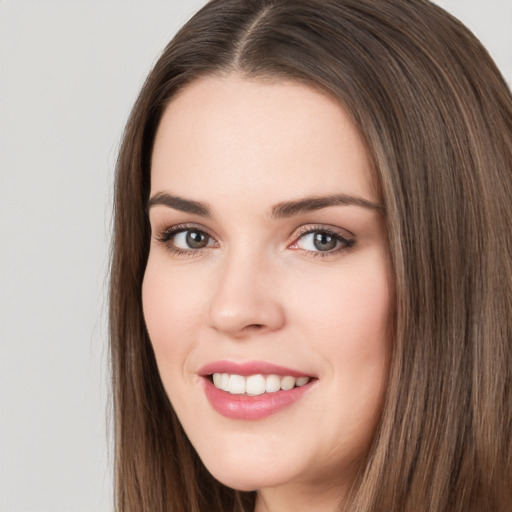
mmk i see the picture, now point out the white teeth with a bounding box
[265,374,281,393]
[296,376,310,387]
[246,374,266,396]
[220,373,230,392]
[213,373,222,388]
[211,373,311,395]
[229,374,246,394]
[280,376,296,390]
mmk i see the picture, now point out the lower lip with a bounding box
[202,378,315,420]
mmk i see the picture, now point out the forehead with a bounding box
[150,75,377,205]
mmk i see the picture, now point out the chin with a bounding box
[204,461,288,492]
[194,441,297,491]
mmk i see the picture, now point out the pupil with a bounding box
[313,232,337,251]
[186,231,207,248]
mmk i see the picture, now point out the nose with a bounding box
[208,251,286,338]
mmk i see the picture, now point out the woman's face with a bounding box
[143,75,392,501]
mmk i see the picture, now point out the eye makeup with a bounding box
[153,223,215,257]
[153,221,356,260]
[288,224,356,258]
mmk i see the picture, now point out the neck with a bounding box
[254,480,349,512]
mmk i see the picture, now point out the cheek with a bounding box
[292,251,392,420]
[293,252,391,349]
[141,256,206,368]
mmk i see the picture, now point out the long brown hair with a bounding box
[109,1,512,510]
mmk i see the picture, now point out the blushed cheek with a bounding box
[346,253,392,338]
[309,256,392,417]
[142,258,212,376]
[142,262,186,357]
[309,266,390,347]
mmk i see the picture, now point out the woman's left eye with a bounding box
[290,229,355,255]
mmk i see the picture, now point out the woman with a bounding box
[109,0,512,511]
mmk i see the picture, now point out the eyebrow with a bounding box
[147,191,384,218]
[147,192,211,217]
[271,194,384,218]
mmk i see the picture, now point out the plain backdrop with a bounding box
[0,1,510,511]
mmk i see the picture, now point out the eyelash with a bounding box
[155,224,216,258]
[290,225,356,258]
[155,223,356,258]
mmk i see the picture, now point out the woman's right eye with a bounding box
[157,226,217,253]
[173,229,213,249]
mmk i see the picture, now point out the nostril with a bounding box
[209,295,286,335]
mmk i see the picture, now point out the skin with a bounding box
[143,75,392,512]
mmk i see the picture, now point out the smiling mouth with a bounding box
[210,373,311,396]
[201,364,316,420]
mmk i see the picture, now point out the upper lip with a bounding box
[198,360,314,378]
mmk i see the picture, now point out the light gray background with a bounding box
[0,1,510,511]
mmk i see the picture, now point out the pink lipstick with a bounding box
[199,360,316,420]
